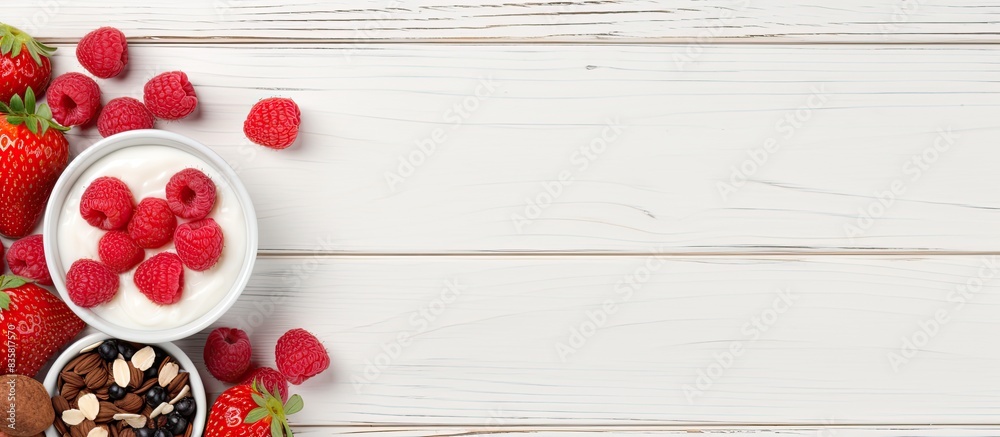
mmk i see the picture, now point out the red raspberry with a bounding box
[45,72,101,127]
[97,231,145,273]
[97,97,154,138]
[0,240,4,273]
[243,98,300,149]
[65,259,119,308]
[128,198,177,249]
[143,71,197,120]
[203,327,252,383]
[240,367,289,402]
[133,252,184,305]
[173,218,224,271]
[80,176,135,231]
[165,168,216,219]
[275,328,330,385]
[76,27,128,79]
[5,234,52,285]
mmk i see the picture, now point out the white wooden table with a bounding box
[7,1,1000,435]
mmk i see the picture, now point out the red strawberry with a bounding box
[206,382,302,437]
[0,24,54,105]
[0,275,86,377]
[0,88,69,238]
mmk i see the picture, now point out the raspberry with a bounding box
[97,97,154,138]
[203,327,252,383]
[128,198,177,249]
[173,218,224,271]
[5,234,52,285]
[133,252,184,305]
[243,97,300,149]
[143,71,197,120]
[76,27,128,79]
[45,72,101,127]
[98,231,145,273]
[80,176,135,231]
[275,328,330,385]
[240,367,289,402]
[165,168,216,219]
[66,259,119,308]
[0,240,4,273]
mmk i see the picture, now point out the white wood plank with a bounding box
[175,255,1000,425]
[44,44,1000,254]
[9,0,1000,43]
[295,426,1000,436]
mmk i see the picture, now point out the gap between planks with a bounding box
[255,250,1000,258]
[38,38,1000,46]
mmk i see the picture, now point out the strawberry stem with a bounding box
[0,23,56,65]
[245,381,302,437]
[0,87,68,136]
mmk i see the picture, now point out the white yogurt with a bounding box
[57,145,248,330]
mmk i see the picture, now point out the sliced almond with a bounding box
[78,393,100,420]
[131,346,155,371]
[87,426,109,437]
[113,413,147,428]
[112,359,130,387]
[158,362,179,387]
[168,385,190,404]
[79,341,104,353]
[149,402,169,419]
[62,409,86,426]
[161,403,174,414]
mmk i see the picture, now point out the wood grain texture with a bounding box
[297,426,1000,436]
[46,44,1000,254]
[175,255,1000,425]
[10,0,1000,43]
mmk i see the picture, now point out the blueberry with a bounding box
[173,397,196,417]
[146,386,168,407]
[135,429,155,437]
[144,365,159,380]
[153,429,172,437]
[116,342,137,361]
[165,412,188,435]
[97,340,119,361]
[108,383,126,401]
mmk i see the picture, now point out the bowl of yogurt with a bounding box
[43,130,258,342]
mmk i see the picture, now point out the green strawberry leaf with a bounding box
[2,87,68,135]
[244,406,268,424]
[23,87,35,114]
[0,35,12,55]
[270,418,282,437]
[0,24,54,65]
[284,395,303,416]
[251,392,265,408]
[0,293,9,312]
[0,275,28,292]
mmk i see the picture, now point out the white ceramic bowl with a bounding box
[43,333,207,437]
[43,129,258,342]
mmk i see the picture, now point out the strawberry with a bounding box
[0,275,86,377]
[0,24,55,104]
[0,88,69,238]
[206,381,303,437]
